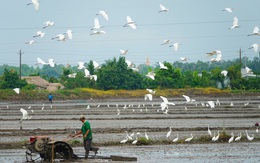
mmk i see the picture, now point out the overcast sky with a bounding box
[0,0,259,67]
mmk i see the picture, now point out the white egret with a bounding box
[93,61,100,69]
[207,50,221,57]
[90,30,106,35]
[160,96,175,106]
[117,108,120,116]
[48,58,55,67]
[172,134,179,143]
[146,89,156,94]
[182,95,195,103]
[78,62,85,70]
[229,17,239,29]
[230,102,234,106]
[125,131,133,141]
[36,58,47,65]
[235,133,242,141]
[145,129,149,140]
[91,18,102,30]
[245,66,253,74]
[33,31,45,38]
[180,57,188,61]
[159,4,169,12]
[216,99,221,106]
[206,101,215,108]
[120,49,129,55]
[42,104,45,110]
[212,133,216,141]
[120,137,128,144]
[144,94,153,101]
[213,131,220,141]
[65,30,73,39]
[146,71,155,80]
[246,130,254,141]
[159,62,168,69]
[86,105,90,109]
[256,127,259,133]
[161,39,171,45]
[228,132,234,143]
[222,8,233,13]
[160,102,168,111]
[185,133,193,142]
[248,26,259,36]
[43,21,54,29]
[67,73,77,78]
[169,43,181,51]
[27,0,39,11]
[25,40,35,45]
[13,88,20,94]
[132,135,139,145]
[210,53,222,62]
[166,127,172,138]
[123,16,136,29]
[249,43,259,52]
[221,70,228,77]
[208,124,212,136]
[96,11,109,20]
[52,34,66,41]
[20,108,32,123]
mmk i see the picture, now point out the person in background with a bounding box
[48,93,53,104]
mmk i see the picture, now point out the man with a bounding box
[74,115,97,159]
[48,93,53,104]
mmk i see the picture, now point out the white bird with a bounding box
[206,101,215,109]
[249,43,259,52]
[229,17,240,29]
[146,71,155,80]
[93,61,100,69]
[161,39,171,45]
[120,137,128,144]
[123,16,136,29]
[235,133,242,141]
[222,7,233,13]
[166,127,172,138]
[78,62,85,70]
[90,30,106,35]
[43,21,54,29]
[213,131,220,141]
[172,134,179,143]
[159,4,169,12]
[33,31,45,38]
[36,58,47,65]
[96,11,109,20]
[212,132,216,141]
[84,69,90,77]
[160,102,169,111]
[182,95,195,103]
[25,40,35,45]
[125,131,133,141]
[20,108,32,123]
[245,66,253,74]
[52,34,66,41]
[132,135,139,145]
[246,130,254,141]
[13,88,20,94]
[159,62,168,69]
[67,73,77,78]
[169,43,181,51]
[91,18,102,30]
[27,0,39,11]
[221,70,228,77]
[48,59,55,67]
[160,96,175,106]
[185,133,193,142]
[228,132,234,143]
[180,57,188,61]
[208,124,212,136]
[146,89,156,94]
[42,104,45,110]
[86,105,90,109]
[248,26,259,36]
[144,94,153,101]
[120,49,129,55]
[210,53,222,62]
[256,127,259,133]
[65,30,73,39]
[207,50,221,57]
[117,108,120,116]
[145,129,149,140]
[230,102,234,106]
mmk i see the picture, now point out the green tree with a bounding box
[0,68,27,89]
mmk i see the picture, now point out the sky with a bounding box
[0,0,260,67]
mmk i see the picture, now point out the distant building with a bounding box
[146,56,150,66]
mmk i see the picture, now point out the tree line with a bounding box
[0,56,259,90]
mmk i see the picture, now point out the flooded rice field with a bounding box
[0,95,260,162]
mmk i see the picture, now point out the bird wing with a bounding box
[100,11,109,20]
[84,69,90,77]
[37,58,47,64]
[233,17,238,26]
[160,96,169,103]
[66,30,72,39]
[182,95,190,102]
[144,94,153,101]
[78,62,85,69]
[13,88,20,94]
[93,61,99,69]
[94,18,100,29]
[253,26,259,34]
[159,4,166,11]
[20,108,28,117]
[128,23,136,29]
[126,16,133,23]
[48,59,55,67]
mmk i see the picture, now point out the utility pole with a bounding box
[18,49,23,79]
[239,48,242,64]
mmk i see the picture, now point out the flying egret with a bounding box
[91,18,102,30]
[159,62,168,69]
[25,40,35,45]
[185,133,193,142]
[120,49,128,55]
[146,71,155,80]
[20,108,32,123]
[235,133,242,141]
[166,127,172,138]
[221,70,228,77]
[67,73,77,78]
[246,130,254,141]
[27,0,39,11]
[222,8,233,13]
[160,102,168,111]
[123,16,136,29]
[172,134,179,143]
[182,95,195,103]
[207,124,212,136]
[248,26,259,36]
[207,50,221,57]
[52,34,66,41]
[43,21,54,29]
[249,43,259,52]
[78,62,85,70]
[169,43,181,51]
[144,94,153,101]
[65,30,73,39]
[13,88,20,94]
[229,17,240,29]
[161,39,171,45]
[146,89,156,94]
[48,59,55,67]
[36,58,47,65]
[159,4,169,12]
[180,57,188,61]
[206,101,215,109]
[93,61,100,69]
[90,30,106,35]
[96,11,109,20]
[33,31,45,38]
[228,132,234,143]
[160,96,175,106]
[210,53,222,62]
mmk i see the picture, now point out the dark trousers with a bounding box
[83,139,92,158]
